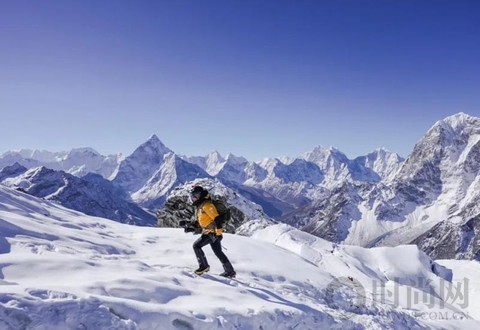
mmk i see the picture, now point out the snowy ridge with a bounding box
[0,165,156,226]
[1,186,479,329]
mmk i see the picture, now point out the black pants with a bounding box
[193,234,232,268]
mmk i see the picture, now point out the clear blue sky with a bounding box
[1,0,479,160]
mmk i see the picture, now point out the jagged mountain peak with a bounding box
[2,161,27,173]
[439,112,478,130]
[207,150,223,157]
[310,145,343,154]
[66,147,101,157]
[148,133,160,141]
[225,153,248,165]
[370,147,395,155]
[26,165,56,177]
[303,145,349,164]
[112,136,173,193]
[257,157,282,170]
[206,150,225,163]
[160,151,201,170]
[425,113,480,144]
[360,148,404,164]
[273,159,324,184]
[201,151,248,178]
[130,153,210,208]
[0,162,28,181]
[304,145,329,157]
[407,113,480,163]
[203,151,226,176]
[138,134,171,154]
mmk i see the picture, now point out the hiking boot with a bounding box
[219,271,236,278]
[194,265,210,275]
[220,261,236,278]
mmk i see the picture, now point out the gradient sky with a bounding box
[1,0,479,160]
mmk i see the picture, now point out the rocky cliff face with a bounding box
[411,214,480,260]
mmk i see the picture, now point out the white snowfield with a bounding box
[0,186,479,329]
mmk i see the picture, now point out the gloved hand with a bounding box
[179,220,188,227]
[184,226,195,233]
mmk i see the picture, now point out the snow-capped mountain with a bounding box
[156,178,274,235]
[293,113,480,260]
[215,153,250,184]
[111,135,211,209]
[0,163,155,226]
[0,147,122,179]
[187,146,403,212]
[280,181,369,238]
[303,145,404,186]
[131,153,210,209]
[353,148,405,182]
[0,132,404,221]
[183,146,403,213]
[2,184,478,329]
[245,158,327,207]
[184,151,249,181]
[112,134,172,193]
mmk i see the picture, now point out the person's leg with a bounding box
[210,236,236,276]
[193,235,212,273]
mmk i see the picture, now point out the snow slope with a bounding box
[1,186,479,329]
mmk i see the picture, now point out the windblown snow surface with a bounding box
[0,185,479,329]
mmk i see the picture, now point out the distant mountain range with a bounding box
[1,132,403,219]
[291,113,480,260]
[0,163,155,226]
[1,113,479,260]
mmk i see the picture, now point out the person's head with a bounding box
[190,185,208,206]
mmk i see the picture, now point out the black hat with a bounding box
[190,186,204,194]
[190,185,208,205]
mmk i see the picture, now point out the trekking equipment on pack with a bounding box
[212,198,231,229]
